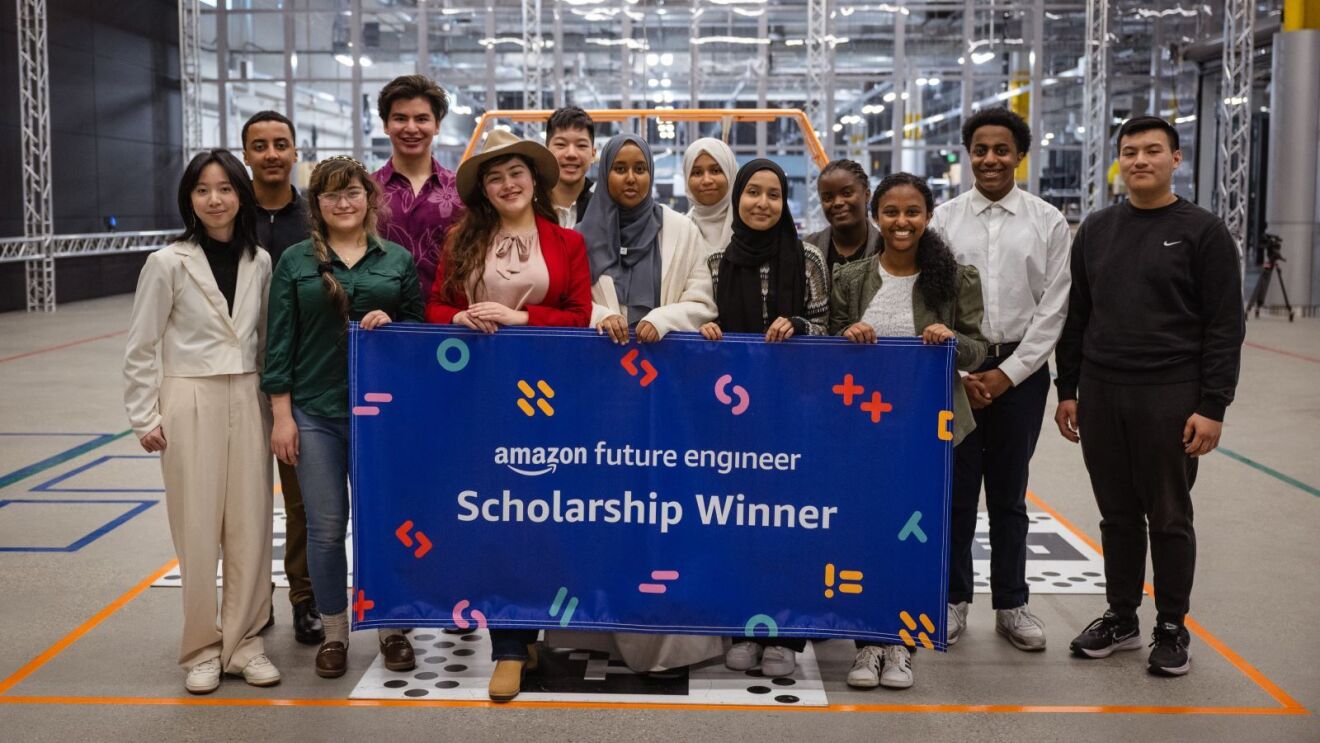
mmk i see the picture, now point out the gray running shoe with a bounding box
[947,601,969,645]
[996,604,1047,651]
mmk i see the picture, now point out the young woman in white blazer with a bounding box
[123,149,279,695]
[578,133,717,345]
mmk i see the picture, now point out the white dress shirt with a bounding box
[930,185,1071,386]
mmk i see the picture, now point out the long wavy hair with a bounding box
[176,149,259,257]
[870,172,959,309]
[438,154,557,304]
[306,156,383,326]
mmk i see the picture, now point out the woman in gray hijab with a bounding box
[576,133,716,345]
[548,134,722,672]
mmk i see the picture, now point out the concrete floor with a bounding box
[0,294,1316,742]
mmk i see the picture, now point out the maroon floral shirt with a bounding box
[371,157,465,299]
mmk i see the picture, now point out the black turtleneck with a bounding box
[200,233,241,315]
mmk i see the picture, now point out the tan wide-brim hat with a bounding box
[456,128,560,205]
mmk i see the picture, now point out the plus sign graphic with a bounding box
[860,391,894,423]
[354,589,375,622]
[832,374,864,406]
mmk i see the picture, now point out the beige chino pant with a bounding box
[159,373,273,673]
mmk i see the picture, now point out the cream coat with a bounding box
[123,240,272,437]
[589,206,717,337]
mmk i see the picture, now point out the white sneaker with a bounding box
[846,646,883,688]
[760,645,797,677]
[725,641,762,671]
[996,605,1047,651]
[947,601,969,646]
[241,653,282,687]
[185,657,221,694]
[879,645,914,689]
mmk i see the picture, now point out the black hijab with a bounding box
[716,159,806,333]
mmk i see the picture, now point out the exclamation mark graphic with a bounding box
[824,563,836,598]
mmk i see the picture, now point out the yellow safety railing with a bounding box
[461,108,829,169]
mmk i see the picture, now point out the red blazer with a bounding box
[425,215,592,327]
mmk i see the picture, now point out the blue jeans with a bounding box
[292,407,351,616]
[490,629,539,661]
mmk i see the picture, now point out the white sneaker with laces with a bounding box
[879,645,914,689]
[947,601,969,646]
[996,605,1047,651]
[724,641,762,671]
[185,657,221,694]
[759,645,797,677]
[241,653,282,687]
[846,646,884,688]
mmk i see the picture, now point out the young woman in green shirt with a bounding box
[262,156,424,680]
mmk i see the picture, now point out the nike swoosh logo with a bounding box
[1163,240,1182,246]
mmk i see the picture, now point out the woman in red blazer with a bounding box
[425,130,589,702]
[426,129,591,329]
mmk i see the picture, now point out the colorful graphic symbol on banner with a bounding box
[349,326,955,646]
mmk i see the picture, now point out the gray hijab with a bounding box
[578,134,664,326]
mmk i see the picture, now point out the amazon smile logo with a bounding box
[494,445,589,477]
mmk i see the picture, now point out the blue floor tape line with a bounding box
[0,431,133,491]
[0,498,157,552]
[31,454,163,493]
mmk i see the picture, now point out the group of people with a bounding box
[122,73,1244,700]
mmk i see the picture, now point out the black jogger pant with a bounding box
[1077,375,1199,626]
[949,362,1050,608]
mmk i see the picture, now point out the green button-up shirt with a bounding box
[262,236,423,418]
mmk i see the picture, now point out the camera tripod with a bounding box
[1246,235,1294,322]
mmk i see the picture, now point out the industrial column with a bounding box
[1081,0,1109,216]
[1217,0,1254,274]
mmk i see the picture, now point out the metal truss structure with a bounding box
[803,0,833,231]
[179,0,203,160]
[1081,0,1110,217]
[18,0,54,312]
[0,230,176,261]
[1217,0,1253,269]
[522,0,543,111]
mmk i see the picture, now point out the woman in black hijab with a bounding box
[700,159,829,341]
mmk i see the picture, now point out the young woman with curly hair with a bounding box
[825,172,988,690]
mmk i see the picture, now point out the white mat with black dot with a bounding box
[349,631,827,707]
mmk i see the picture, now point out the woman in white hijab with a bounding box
[682,137,737,253]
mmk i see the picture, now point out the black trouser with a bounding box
[276,460,314,607]
[1078,375,1199,626]
[948,361,1050,609]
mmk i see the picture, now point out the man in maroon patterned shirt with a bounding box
[371,75,465,299]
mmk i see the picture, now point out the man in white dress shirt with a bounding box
[930,108,1071,652]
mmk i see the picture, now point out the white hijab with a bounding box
[682,138,737,252]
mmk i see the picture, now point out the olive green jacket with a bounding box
[828,256,988,445]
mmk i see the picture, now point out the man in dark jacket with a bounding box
[1054,116,1244,677]
[241,110,322,646]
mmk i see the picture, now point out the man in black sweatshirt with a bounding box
[1053,116,1244,677]
[241,111,322,647]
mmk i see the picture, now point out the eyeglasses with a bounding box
[317,187,367,206]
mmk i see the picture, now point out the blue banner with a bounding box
[350,325,954,648]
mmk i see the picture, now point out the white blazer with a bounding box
[590,205,717,337]
[123,240,272,437]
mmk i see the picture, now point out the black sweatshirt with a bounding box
[255,186,310,267]
[1054,197,1244,421]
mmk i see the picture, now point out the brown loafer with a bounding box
[380,634,416,672]
[488,658,526,702]
[315,641,347,678]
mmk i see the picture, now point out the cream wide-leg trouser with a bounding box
[159,372,273,673]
